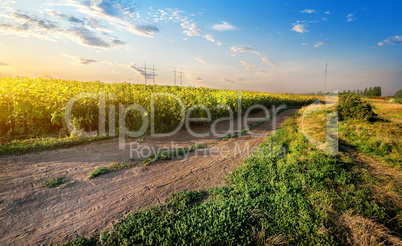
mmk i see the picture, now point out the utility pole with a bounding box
[324,61,327,95]
[180,68,183,86]
[172,67,177,86]
[140,63,147,85]
[172,67,183,86]
[148,65,158,85]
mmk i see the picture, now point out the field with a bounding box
[0,78,401,245]
[57,98,400,245]
[0,77,315,155]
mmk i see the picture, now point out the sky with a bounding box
[0,0,401,96]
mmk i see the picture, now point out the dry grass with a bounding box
[251,225,288,246]
[338,211,401,246]
[372,100,402,124]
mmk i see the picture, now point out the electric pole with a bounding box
[324,61,327,95]
[172,68,183,86]
[140,63,147,85]
[180,68,183,86]
[148,65,158,85]
[172,68,177,86]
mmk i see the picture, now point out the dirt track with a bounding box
[0,109,297,245]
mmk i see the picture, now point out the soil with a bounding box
[0,108,297,245]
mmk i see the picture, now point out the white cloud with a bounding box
[220,77,235,84]
[0,7,126,49]
[231,45,276,69]
[50,0,159,37]
[203,34,215,42]
[292,24,307,33]
[195,58,206,64]
[194,77,202,81]
[314,41,325,48]
[377,35,402,46]
[301,43,308,45]
[240,60,256,72]
[231,46,261,55]
[128,63,154,79]
[325,11,331,15]
[346,14,356,22]
[212,21,236,31]
[181,21,201,36]
[300,9,316,14]
[63,54,102,65]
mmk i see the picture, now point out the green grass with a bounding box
[338,101,402,168]
[0,135,109,156]
[221,106,300,141]
[62,111,400,245]
[89,144,207,178]
[44,177,65,188]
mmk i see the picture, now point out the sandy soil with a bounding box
[0,109,297,245]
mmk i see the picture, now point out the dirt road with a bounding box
[0,109,297,245]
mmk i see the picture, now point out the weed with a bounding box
[89,145,207,178]
[0,135,108,156]
[89,167,110,178]
[44,177,65,188]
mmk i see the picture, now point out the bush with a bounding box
[395,89,402,99]
[394,89,402,104]
[337,94,376,121]
[44,177,65,188]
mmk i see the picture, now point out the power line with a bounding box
[324,61,327,95]
[172,67,183,86]
[148,65,158,85]
[180,68,183,86]
[140,63,147,85]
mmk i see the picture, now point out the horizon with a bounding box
[0,0,401,96]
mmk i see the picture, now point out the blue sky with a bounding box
[0,0,401,95]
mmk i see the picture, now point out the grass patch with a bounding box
[339,101,402,168]
[89,167,110,178]
[44,177,65,188]
[221,106,300,141]
[0,135,109,156]
[62,110,400,245]
[89,144,207,178]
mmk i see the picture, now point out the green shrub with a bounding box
[394,89,402,104]
[337,94,376,121]
[44,177,65,188]
[394,89,402,99]
[89,167,110,178]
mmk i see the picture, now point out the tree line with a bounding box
[340,86,382,97]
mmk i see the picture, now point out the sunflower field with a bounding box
[0,77,316,141]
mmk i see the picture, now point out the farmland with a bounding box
[57,97,401,245]
[0,77,401,245]
[0,77,315,154]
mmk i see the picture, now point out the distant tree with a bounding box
[363,88,368,96]
[395,89,402,99]
[376,86,382,96]
[394,89,402,104]
[368,87,373,96]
